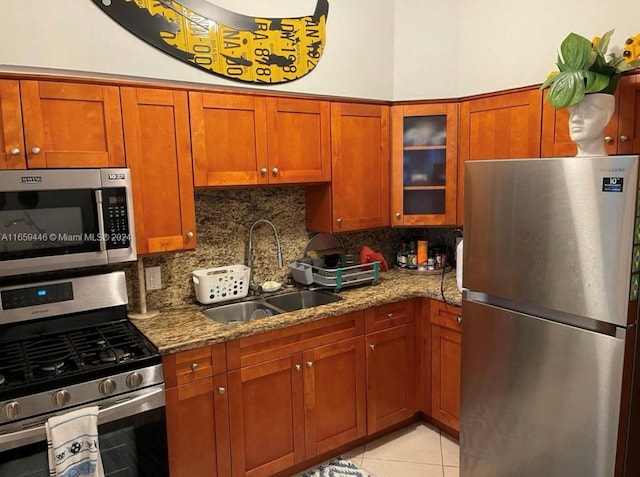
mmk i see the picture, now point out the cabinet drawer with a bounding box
[365,299,415,333]
[163,343,226,387]
[430,300,462,332]
[227,311,365,369]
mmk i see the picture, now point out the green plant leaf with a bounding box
[547,71,586,108]
[540,73,560,90]
[595,29,615,56]
[560,33,592,70]
[583,71,610,93]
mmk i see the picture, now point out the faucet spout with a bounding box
[248,219,283,292]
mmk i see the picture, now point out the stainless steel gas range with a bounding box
[0,272,168,476]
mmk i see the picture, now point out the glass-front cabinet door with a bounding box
[390,103,458,226]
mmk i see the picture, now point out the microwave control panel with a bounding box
[102,188,131,249]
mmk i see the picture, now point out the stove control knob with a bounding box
[3,401,21,420]
[52,390,71,408]
[99,379,117,395]
[126,372,143,389]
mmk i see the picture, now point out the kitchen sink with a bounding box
[201,300,280,324]
[264,290,342,312]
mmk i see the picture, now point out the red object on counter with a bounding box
[359,245,389,272]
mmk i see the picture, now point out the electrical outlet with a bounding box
[145,266,162,291]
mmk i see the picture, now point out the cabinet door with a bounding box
[457,88,542,224]
[228,354,305,477]
[166,378,219,477]
[265,97,330,184]
[391,103,458,226]
[366,323,416,434]
[431,324,461,432]
[303,337,366,458]
[618,73,640,154]
[121,87,196,254]
[20,80,125,168]
[189,92,268,186]
[305,103,389,233]
[0,80,26,169]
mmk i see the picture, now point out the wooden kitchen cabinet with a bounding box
[457,88,542,224]
[163,345,230,477]
[390,103,458,226]
[227,312,366,476]
[0,79,125,169]
[542,72,640,157]
[306,102,389,233]
[190,92,330,187]
[121,87,196,254]
[430,300,462,432]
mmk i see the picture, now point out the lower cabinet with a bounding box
[365,300,417,434]
[430,300,462,432]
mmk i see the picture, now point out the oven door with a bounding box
[0,386,168,477]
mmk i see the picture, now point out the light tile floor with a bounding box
[341,422,459,477]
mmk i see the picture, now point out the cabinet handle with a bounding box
[306,361,313,368]
[191,363,198,372]
[9,147,20,156]
[272,167,279,176]
[218,387,226,395]
[387,312,394,319]
[186,231,194,239]
[604,136,613,144]
[260,167,268,175]
[456,316,462,324]
[336,217,342,224]
[295,364,301,371]
[370,343,376,351]
[395,212,401,219]
[620,135,629,142]
[31,146,41,155]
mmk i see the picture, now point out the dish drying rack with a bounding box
[289,260,380,292]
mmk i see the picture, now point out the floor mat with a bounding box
[300,456,375,477]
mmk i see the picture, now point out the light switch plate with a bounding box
[145,266,162,290]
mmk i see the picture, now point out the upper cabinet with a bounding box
[0,79,125,169]
[542,72,640,157]
[190,92,330,187]
[121,87,196,254]
[306,103,390,233]
[457,88,542,224]
[390,103,458,226]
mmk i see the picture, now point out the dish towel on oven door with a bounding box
[45,406,104,477]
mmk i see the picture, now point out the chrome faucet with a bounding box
[248,219,283,293]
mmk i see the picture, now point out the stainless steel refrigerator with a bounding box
[461,155,640,477]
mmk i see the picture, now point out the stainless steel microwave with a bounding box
[0,168,136,277]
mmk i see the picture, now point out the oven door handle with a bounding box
[95,189,107,252]
[0,385,165,450]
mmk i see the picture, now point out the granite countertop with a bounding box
[131,269,462,355]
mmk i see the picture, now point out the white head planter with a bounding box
[567,93,615,157]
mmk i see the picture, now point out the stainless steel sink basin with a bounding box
[201,300,280,324]
[264,290,342,312]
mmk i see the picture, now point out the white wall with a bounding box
[1,0,638,100]
[0,0,395,100]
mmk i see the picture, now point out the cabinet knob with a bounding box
[395,212,401,219]
[260,167,268,175]
[9,147,20,156]
[387,312,394,319]
[218,387,226,395]
[620,135,629,142]
[604,136,613,144]
[186,231,194,239]
[295,364,301,371]
[336,217,342,224]
[306,361,313,368]
[272,167,279,176]
[191,363,199,372]
[31,146,41,155]
[457,316,462,324]
[370,343,376,351]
